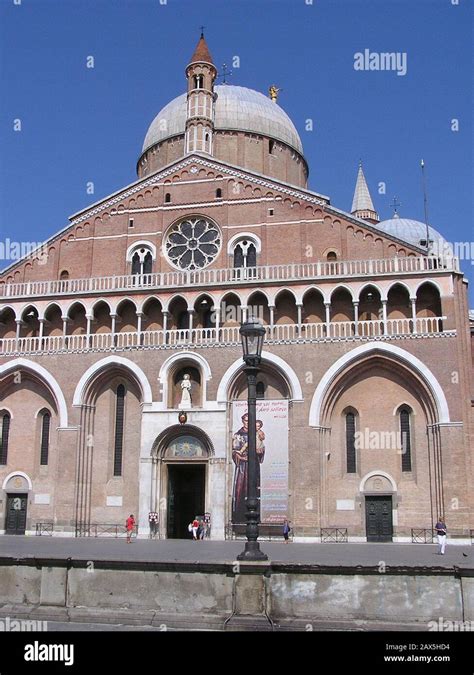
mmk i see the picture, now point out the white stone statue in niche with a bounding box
[179,373,192,409]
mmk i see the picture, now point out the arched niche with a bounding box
[229,363,290,401]
[169,365,202,409]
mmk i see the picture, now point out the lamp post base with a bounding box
[236,541,268,561]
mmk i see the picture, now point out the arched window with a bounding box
[59,270,69,280]
[165,193,171,203]
[247,244,257,267]
[399,407,412,472]
[216,188,222,199]
[40,411,51,465]
[114,385,126,476]
[0,412,11,465]
[346,411,356,473]
[194,74,204,89]
[269,139,275,155]
[233,241,257,270]
[143,251,152,274]
[234,244,244,269]
[256,381,266,399]
[131,253,141,275]
[131,247,153,276]
[327,251,338,261]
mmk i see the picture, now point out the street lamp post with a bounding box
[237,320,268,561]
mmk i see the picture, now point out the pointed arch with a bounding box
[387,281,413,300]
[90,298,112,316]
[164,293,190,313]
[73,356,153,406]
[302,285,326,303]
[356,282,384,303]
[115,297,139,315]
[329,284,355,302]
[273,287,298,305]
[42,302,64,320]
[309,342,450,427]
[0,358,68,427]
[66,300,88,319]
[217,351,303,402]
[0,305,18,320]
[140,295,163,314]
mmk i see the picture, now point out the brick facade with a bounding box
[0,37,472,542]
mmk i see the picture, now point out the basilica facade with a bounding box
[0,36,472,542]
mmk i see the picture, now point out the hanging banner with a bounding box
[231,399,289,524]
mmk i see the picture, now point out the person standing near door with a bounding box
[192,517,199,540]
[435,518,447,555]
[148,511,158,539]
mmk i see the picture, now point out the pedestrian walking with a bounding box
[435,518,447,555]
[126,514,135,543]
[283,519,291,544]
[148,511,158,539]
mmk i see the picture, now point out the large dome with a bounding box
[142,85,304,155]
[376,217,452,254]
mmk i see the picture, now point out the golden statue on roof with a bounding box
[269,85,281,102]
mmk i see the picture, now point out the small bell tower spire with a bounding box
[185,31,217,155]
[351,162,379,224]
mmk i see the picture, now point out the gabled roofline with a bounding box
[68,152,331,225]
[1,153,427,277]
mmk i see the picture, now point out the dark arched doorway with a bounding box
[153,426,213,539]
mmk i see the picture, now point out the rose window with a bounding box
[165,218,221,270]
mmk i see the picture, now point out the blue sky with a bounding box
[0,0,472,301]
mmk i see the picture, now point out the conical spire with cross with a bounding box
[189,29,215,66]
[351,162,379,224]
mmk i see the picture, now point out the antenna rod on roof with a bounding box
[420,159,430,253]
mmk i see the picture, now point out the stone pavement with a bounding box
[0,535,472,569]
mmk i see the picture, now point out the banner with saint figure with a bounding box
[231,400,289,524]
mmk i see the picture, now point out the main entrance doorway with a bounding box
[5,493,28,534]
[167,465,205,539]
[365,495,393,542]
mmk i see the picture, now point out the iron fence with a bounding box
[320,528,348,543]
[35,522,54,536]
[75,523,137,538]
[226,523,290,541]
[411,528,434,544]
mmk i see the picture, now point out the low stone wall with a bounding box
[0,558,472,630]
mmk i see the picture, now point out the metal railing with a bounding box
[320,528,348,543]
[0,255,459,300]
[35,522,54,536]
[226,523,290,541]
[0,317,449,356]
[75,523,137,538]
[411,528,435,544]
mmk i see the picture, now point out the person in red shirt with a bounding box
[192,518,199,540]
[126,514,135,543]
